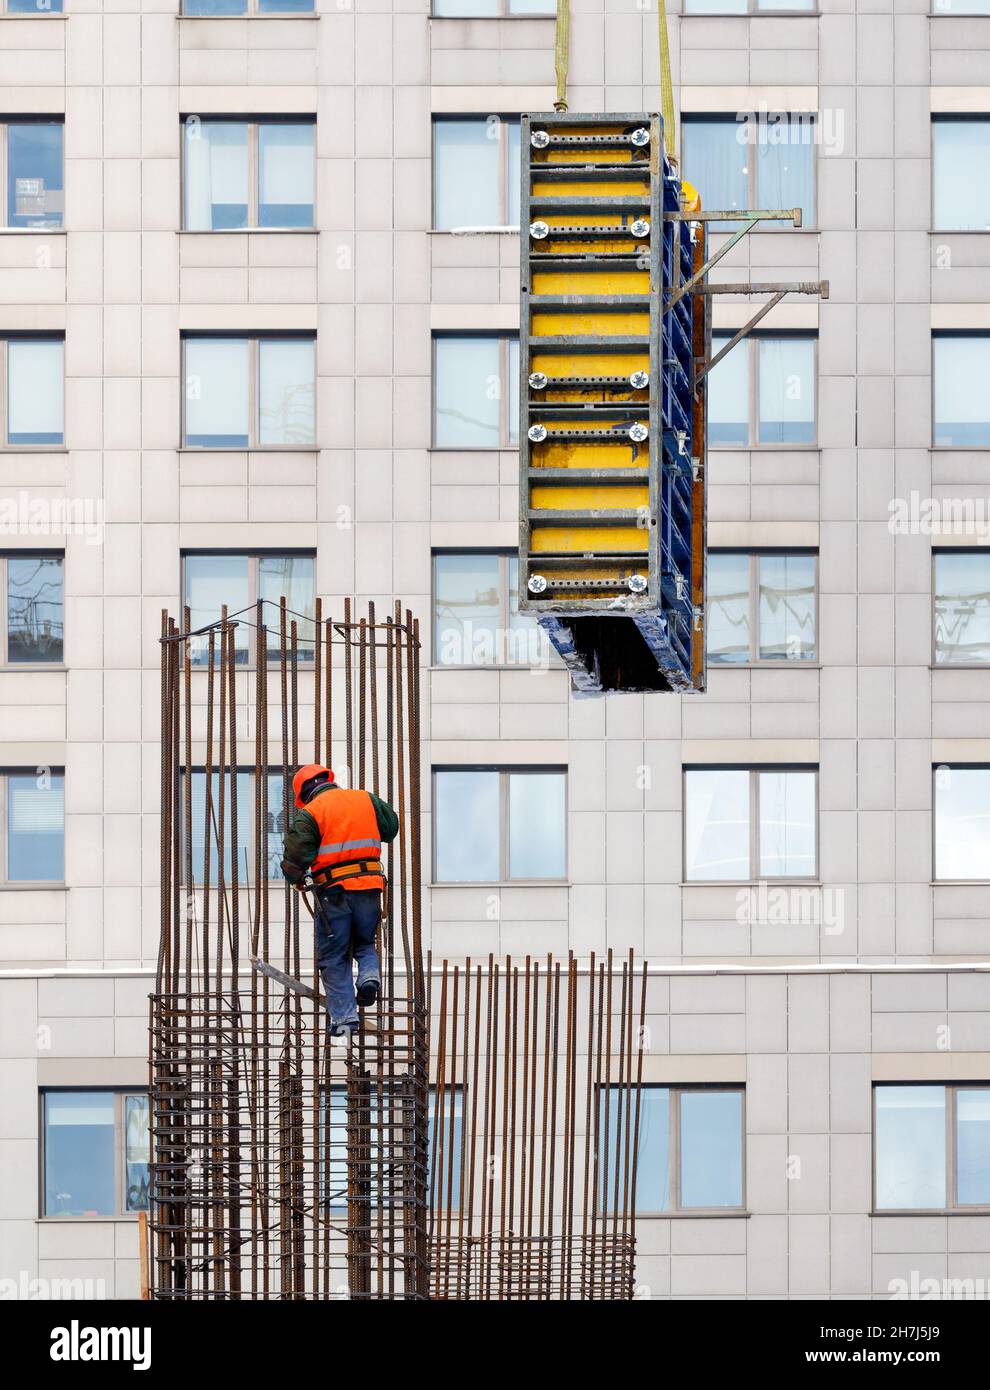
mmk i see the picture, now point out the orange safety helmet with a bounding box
[292,763,335,809]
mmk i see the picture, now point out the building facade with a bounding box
[2,0,990,1300]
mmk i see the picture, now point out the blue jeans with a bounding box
[313,886,382,1028]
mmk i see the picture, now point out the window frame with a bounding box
[0,550,64,667]
[180,115,316,233]
[930,114,990,233]
[431,548,544,669]
[0,0,66,14]
[431,331,518,450]
[872,1082,990,1215]
[0,333,65,450]
[599,1083,747,1217]
[180,332,317,451]
[182,765,299,885]
[932,763,990,883]
[707,549,818,666]
[930,2,990,19]
[181,549,317,669]
[931,548,990,668]
[683,1,816,12]
[39,1088,150,1220]
[682,764,820,884]
[1,767,65,885]
[322,1082,464,1214]
[709,331,819,449]
[932,330,990,449]
[431,114,520,231]
[180,0,316,17]
[430,0,554,16]
[680,111,817,232]
[0,117,64,232]
[431,765,568,885]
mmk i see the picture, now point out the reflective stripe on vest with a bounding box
[309,788,384,892]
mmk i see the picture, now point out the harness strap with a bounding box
[312,857,386,886]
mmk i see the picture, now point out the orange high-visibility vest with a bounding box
[308,788,384,892]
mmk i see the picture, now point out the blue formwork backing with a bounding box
[630,156,696,689]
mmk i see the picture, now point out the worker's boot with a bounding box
[356,978,380,1008]
[328,1020,357,1048]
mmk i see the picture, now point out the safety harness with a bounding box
[311,856,387,888]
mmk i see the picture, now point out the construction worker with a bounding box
[281,763,398,1038]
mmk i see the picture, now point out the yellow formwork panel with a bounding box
[532,312,650,336]
[532,239,639,255]
[532,270,649,295]
[531,180,650,198]
[531,444,646,469]
[531,484,648,510]
[542,213,637,227]
[529,564,647,582]
[530,352,647,378]
[531,526,648,553]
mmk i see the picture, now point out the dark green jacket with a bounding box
[282,783,399,876]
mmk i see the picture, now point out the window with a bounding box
[433,117,520,230]
[433,334,519,448]
[708,334,816,446]
[0,336,64,447]
[707,552,816,664]
[2,553,63,664]
[2,120,63,230]
[599,1086,744,1213]
[3,770,64,882]
[182,552,316,666]
[322,1085,462,1212]
[433,551,546,666]
[4,0,65,10]
[932,118,990,231]
[874,1085,990,1212]
[931,1,990,15]
[681,114,815,230]
[183,0,314,15]
[934,766,990,880]
[433,0,554,13]
[934,334,990,447]
[685,1,813,11]
[42,1091,150,1218]
[934,551,990,664]
[182,118,315,231]
[433,767,566,883]
[684,767,817,882]
[182,335,315,448]
[185,768,292,883]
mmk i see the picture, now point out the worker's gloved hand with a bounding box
[280,857,305,885]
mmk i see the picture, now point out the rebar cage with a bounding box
[152,597,642,1300]
[152,599,430,1299]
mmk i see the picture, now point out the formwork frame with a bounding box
[518,108,826,697]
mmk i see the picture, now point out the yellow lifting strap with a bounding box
[554,0,570,112]
[658,0,676,164]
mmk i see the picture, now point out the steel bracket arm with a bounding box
[692,279,829,386]
[663,209,802,313]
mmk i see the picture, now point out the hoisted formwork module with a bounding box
[150,598,430,1300]
[518,109,827,696]
[518,111,706,695]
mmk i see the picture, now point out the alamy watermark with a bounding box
[0,1271,107,1300]
[736,882,845,937]
[0,491,105,546]
[735,104,846,158]
[888,491,990,542]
